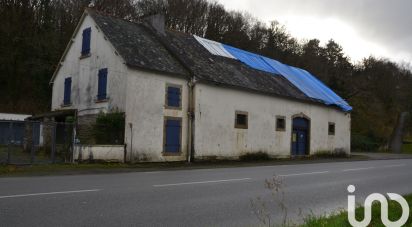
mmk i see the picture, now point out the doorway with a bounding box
[291,117,310,156]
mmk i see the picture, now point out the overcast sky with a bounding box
[217,0,412,65]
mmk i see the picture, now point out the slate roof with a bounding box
[88,10,319,105]
[159,30,310,101]
[89,10,188,76]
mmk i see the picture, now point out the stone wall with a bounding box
[77,114,98,144]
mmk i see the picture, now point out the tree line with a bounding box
[1,0,411,150]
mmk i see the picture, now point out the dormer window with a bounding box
[81,27,91,56]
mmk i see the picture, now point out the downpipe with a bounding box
[187,77,196,163]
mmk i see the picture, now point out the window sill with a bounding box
[79,53,91,59]
[276,129,286,132]
[95,98,109,103]
[162,152,182,156]
[164,105,182,110]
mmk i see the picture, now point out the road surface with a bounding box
[1,159,412,226]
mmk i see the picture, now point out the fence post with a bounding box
[51,123,56,163]
[30,122,35,164]
[7,122,12,164]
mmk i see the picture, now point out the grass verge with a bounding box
[302,194,412,227]
[0,153,369,177]
[402,142,412,154]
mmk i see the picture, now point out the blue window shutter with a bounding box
[97,68,108,100]
[165,119,181,153]
[63,77,72,105]
[81,27,91,55]
[167,87,181,107]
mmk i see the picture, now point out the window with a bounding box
[97,68,108,101]
[166,84,181,108]
[276,116,286,131]
[63,77,72,105]
[328,122,335,135]
[164,117,182,154]
[81,27,91,56]
[235,111,248,129]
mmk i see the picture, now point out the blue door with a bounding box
[297,130,307,155]
[165,119,181,153]
[292,117,309,156]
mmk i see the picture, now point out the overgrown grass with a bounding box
[239,152,271,161]
[402,140,412,154]
[0,163,129,175]
[0,152,367,177]
[302,194,412,227]
[312,150,349,159]
[351,133,383,152]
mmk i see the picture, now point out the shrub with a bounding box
[351,133,382,152]
[239,152,270,161]
[93,112,125,145]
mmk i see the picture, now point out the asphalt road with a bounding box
[1,159,412,226]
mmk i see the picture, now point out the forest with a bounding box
[1,0,411,151]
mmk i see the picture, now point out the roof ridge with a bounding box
[86,8,142,26]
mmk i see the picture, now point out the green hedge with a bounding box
[93,112,125,145]
[351,133,382,152]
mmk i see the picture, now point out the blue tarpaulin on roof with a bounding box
[222,44,352,112]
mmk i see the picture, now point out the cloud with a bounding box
[216,0,412,64]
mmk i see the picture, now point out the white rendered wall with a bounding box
[0,113,31,121]
[193,83,351,159]
[73,145,125,162]
[51,14,128,116]
[124,69,189,162]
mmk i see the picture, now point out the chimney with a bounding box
[144,14,166,35]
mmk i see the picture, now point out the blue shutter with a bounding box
[63,77,71,105]
[97,68,108,100]
[165,119,181,153]
[81,27,91,55]
[167,87,181,107]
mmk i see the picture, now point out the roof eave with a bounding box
[49,9,90,85]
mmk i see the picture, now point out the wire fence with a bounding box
[0,120,74,165]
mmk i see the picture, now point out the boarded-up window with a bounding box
[81,27,91,56]
[328,122,335,135]
[63,77,72,105]
[166,84,181,108]
[276,116,286,131]
[97,68,108,101]
[235,111,248,129]
[164,118,181,153]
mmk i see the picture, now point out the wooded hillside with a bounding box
[1,0,411,150]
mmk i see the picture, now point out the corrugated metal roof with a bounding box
[194,35,236,59]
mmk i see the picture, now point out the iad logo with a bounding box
[347,185,409,227]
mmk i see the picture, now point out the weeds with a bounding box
[240,152,271,161]
[251,175,294,227]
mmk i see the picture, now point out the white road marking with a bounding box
[382,164,406,168]
[144,171,162,174]
[0,189,101,199]
[342,167,375,172]
[278,171,329,177]
[153,178,252,187]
